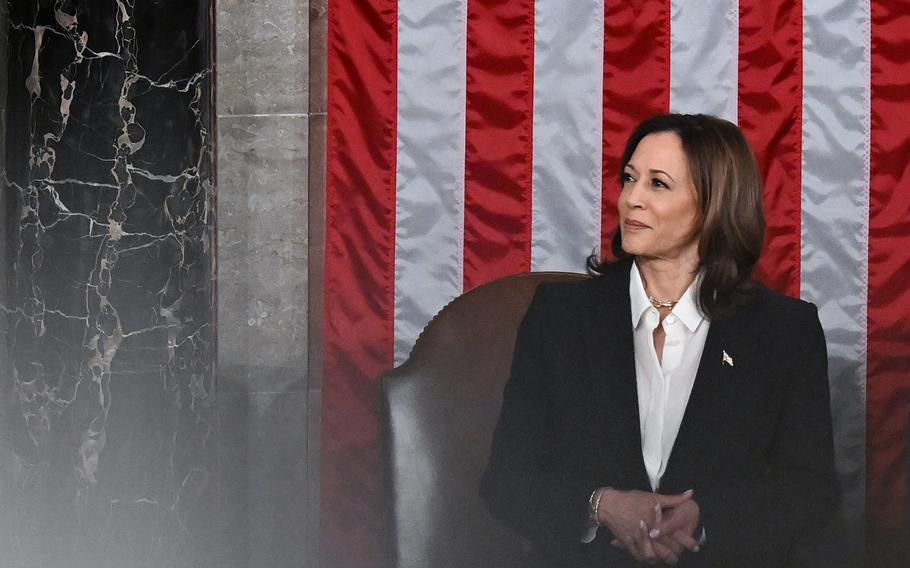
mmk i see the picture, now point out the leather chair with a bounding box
[379,272,587,568]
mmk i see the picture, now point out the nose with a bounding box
[621,178,645,210]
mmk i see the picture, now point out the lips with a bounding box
[623,219,650,230]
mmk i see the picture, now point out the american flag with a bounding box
[321,1,910,566]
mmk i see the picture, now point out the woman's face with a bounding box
[618,131,700,262]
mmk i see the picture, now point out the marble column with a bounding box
[0,1,8,415]
[0,0,6,180]
[1,1,216,566]
[0,10,10,546]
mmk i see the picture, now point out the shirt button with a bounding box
[665,315,676,325]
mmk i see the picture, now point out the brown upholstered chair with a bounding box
[379,272,588,568]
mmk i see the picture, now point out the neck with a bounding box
[635,255,698,302]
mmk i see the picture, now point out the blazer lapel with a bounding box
[659,312,733,490]
[584,261,650,489]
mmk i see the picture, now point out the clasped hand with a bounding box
[596,488,701,565]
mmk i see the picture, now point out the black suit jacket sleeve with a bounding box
[480,284,594,547]
[697,303,841,560]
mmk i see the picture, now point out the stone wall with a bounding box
[215,0,314,566]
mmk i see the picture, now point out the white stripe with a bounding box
[800,0,870,535]
[669,0,739,122]
[530,0,604,272]
[394,0,468,364]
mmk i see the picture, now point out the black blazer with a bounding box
[480,258,840,568]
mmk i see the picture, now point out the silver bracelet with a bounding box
[588,487,609,525]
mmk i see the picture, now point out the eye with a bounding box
[651,177,669,189]
[621,172,635,185]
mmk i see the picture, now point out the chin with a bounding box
[619,237,648,257]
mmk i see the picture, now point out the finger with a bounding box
[624,535,645,562]
[637,520,659,564]
[649,503,663,539]
[656,534,684,556]
[657,515,686,535]
[670,529,701,553]
[654,489,694,509]
[656,503,695,535]
[652,540,679,565]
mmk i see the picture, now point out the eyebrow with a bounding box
[623,164,677,183]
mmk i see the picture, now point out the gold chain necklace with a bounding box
[647,295,679,310]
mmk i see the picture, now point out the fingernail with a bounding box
[640,520,647,530]
[654,503,661,513]
[684,488,694,495]
[693,546,700,552]
[649,528,661,539]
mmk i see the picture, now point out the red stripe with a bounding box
[867,0,910,543]
[601,0,671,253]
[737,0,803,298]
[463,0,535,290]
[322,1,397,566]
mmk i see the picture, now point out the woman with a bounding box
[480,114,840,567]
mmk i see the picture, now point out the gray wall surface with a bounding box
[215,1,315,566]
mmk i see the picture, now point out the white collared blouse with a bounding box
[629,262,710,491]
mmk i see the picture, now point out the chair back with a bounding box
[379,272,587,568]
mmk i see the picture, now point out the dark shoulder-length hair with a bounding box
[588,113,766,319]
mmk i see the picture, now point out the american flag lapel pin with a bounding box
[722,350,734,367]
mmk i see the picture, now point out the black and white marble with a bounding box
[1,1,215,565]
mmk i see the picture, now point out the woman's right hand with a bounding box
[597,488,694,565]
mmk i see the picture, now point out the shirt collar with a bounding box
[629,262,652,328]
[629,261,707,332]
